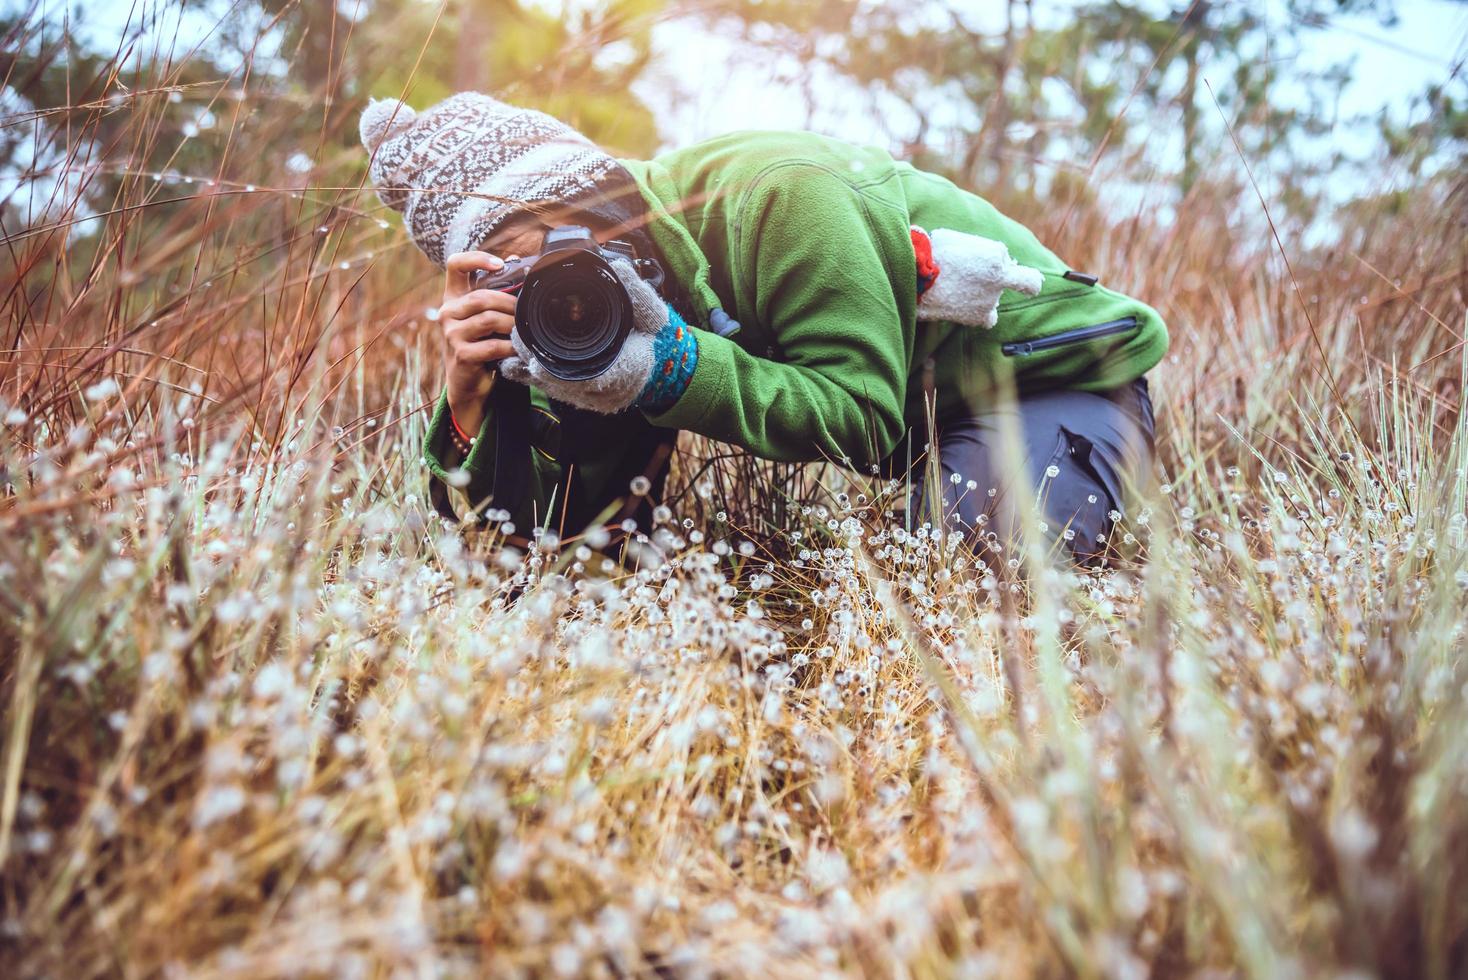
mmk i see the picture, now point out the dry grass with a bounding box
[4,7,1468,978]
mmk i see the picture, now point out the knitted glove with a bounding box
[499,256,697,414]
[913,226,1044,329]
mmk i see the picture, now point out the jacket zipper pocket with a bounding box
[1001,315,1139,357]
[996,284,1090,314]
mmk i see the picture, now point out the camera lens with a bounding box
[518,253,632,381]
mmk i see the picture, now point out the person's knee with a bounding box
[945,426,1117,567]
[1034,427,1119,566]
[923,383,1155,568]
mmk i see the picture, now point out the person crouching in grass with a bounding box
[359,93,1166,566]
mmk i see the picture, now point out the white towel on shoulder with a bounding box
[916,227,1044,329]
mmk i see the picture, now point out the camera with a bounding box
[470,225,666,381]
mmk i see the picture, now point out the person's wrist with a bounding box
[447,370,493,437]
[445,406,474,459]
[635,306,697,412]
[447,398,484,445]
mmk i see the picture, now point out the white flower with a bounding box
[1330,809,1379,860]
[252,662,290,699]
[84,378,120,401]
[193,785,246,828]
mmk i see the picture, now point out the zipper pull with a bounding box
[1063,271,1099,286]
[708,308,741,337]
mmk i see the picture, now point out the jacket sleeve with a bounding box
[421,385,559,530]
[641,164,911,469]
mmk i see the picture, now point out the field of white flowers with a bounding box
[5,312,1468,975]
[3,7,1468,973]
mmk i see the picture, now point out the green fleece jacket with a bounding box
[422,130,1168,529]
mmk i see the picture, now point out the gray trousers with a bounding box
[888,376,1157,566]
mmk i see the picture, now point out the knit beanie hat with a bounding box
[359,92,619,268]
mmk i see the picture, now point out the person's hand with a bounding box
[439,250,517,437]
[499,256,695,414]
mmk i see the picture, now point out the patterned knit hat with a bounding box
[358,92,618,268]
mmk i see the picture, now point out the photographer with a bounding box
[360,93,1166,564]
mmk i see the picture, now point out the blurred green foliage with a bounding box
[0,0,668,222]
[246,0,660,155]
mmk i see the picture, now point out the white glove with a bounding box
[917,227,1044,329]
[498,256,670,414]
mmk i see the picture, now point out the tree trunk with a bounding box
[1179,1,1210,195]
[965,0,1018,190]
[454,0,490,91]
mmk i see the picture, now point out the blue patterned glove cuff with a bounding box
[636,304,698,412]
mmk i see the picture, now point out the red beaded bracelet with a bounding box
[448,409,474,457]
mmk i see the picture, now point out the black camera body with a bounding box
[470,225,665,381]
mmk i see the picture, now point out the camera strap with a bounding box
[427,378,534,531]
[488,377,534,516]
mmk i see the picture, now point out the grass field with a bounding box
[4,15,1468,977]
